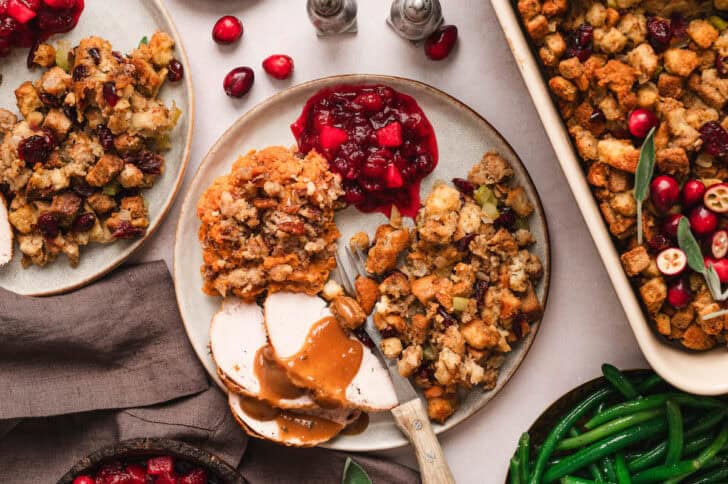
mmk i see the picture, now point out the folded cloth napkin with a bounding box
[0,261,419,484]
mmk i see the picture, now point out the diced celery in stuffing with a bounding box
[453,297,470,312]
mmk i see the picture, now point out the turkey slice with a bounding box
[210,297,316,409]
[264,292,398,412]
[228,393,360,447]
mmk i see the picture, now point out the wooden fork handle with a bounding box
[391,399,456,484]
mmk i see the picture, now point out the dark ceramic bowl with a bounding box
[504,369,651,483]
[57,438,245,484]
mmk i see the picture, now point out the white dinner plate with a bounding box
[173,74,551,451]
[0,0,193,296]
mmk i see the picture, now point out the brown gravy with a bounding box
[254,345,307,402]
[341,412,369,436]
[282,316,363,404]
[238,396,343,443]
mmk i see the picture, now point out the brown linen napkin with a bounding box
[0,261,420,484]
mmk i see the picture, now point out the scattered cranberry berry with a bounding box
[262,54,294,80]
[212,14,243,44]
[650,175,679,212]
[72,212,95,232]
[699,121,728,157]
[667,279,693,308]
[223,66,254,98]
[662,214,684,240]
[167,58,184,82]
[565,23,593,62]
[18,134,52,165]
[102,81,118,107]
[452,177,474,196]
[628,109,658,138]
[682,179,706,208]
[37,211,59,238]
[647,16,672,52]
[705,256,728,283]
[690,205,718,237]
[424,24,457,60]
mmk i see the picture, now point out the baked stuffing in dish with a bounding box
[519,0,728,350]
[0,32,181,267]
[197,146,344,300]
[351,152,544,423]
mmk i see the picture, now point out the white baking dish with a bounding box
[491,0,728,395]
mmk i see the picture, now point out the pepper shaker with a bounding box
[387,0,444,42]
[307,0,357,36]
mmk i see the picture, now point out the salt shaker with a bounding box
[307,0,358,36]
[387,0,444,41]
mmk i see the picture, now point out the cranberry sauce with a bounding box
[291,84,438,218]
[0,0,84,57]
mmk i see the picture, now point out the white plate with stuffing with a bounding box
[0,0,193,296]
[173,74,551,451]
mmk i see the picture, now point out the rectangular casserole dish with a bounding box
[490,0,728,395]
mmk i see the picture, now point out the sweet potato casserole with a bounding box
[0,32,181,267]
[197,146,344,300]
[349,152,544,422]
[519,0,728,350]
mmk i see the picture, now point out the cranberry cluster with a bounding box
[73,455,211,484]
[0,0,84,58]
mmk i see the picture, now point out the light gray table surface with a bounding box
[132,0,649,482]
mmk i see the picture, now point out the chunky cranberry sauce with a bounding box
[0,0,84,57]
[291,84,438,217]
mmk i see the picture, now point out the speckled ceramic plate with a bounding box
[0,0,193,296]
[173,74,551,451]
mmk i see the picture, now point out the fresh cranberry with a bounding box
[663,214,684,240]
[72,212,95,232]
[18,134,52,165]
[102,81,119,107]
[212,15,242,44]
[167,58,184,82]
[628,109,659,138]
[650,175,680,212]
[180,468,208,484]
[683,179,706,208]
[223,66,254,98]
[147,456,175,475]
[424,24,458,60]
[647,16,672,52]
[96,125,114,152]
[452,177,474,196]
[565,23,593,62]
[699,121,728,157]
[37,211,59,238]
[43,0,75,8]
[690,205,718,237]
[667,279,693,309]
[72,477,94,484]
[647,234,671,253]
[705,256,728,283]
[262,54,294,80]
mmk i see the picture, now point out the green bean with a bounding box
[684,456,728,484]
[585,395,726,430]
[684,434,718,456]
[636,374,663,394]
[666,401,684,465]
[615,453,631,484]
[558,409,665,451]
[519,432,531,483]
[529,387,613,484]
[631,425,728,484]
[602,457,617,482]
[560,477,599,484]
[570,427,604,481]
[543,418,668,483]
[627,410,726,472]
[511,456,522,484]
[602,364,640,400]
[627,432,713,473]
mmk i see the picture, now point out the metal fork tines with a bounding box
[335,246,420,404]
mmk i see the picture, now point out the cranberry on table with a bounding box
[212,14,242,44]
[667,279,693,309]
[690,205,718,237]
[682,179,706,208]
[262,54,294,80]
[223,66,254,98]
[649,175,679,212]
[424,24,457,60]
[628,108,658,138]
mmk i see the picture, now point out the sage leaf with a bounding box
[677,217,706,274]
[342,457,372,484]
[633,127,656,244]
[139,36,148,46]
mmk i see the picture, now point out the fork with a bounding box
[336,246,456,484]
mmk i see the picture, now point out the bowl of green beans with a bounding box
[507,365,728,484]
